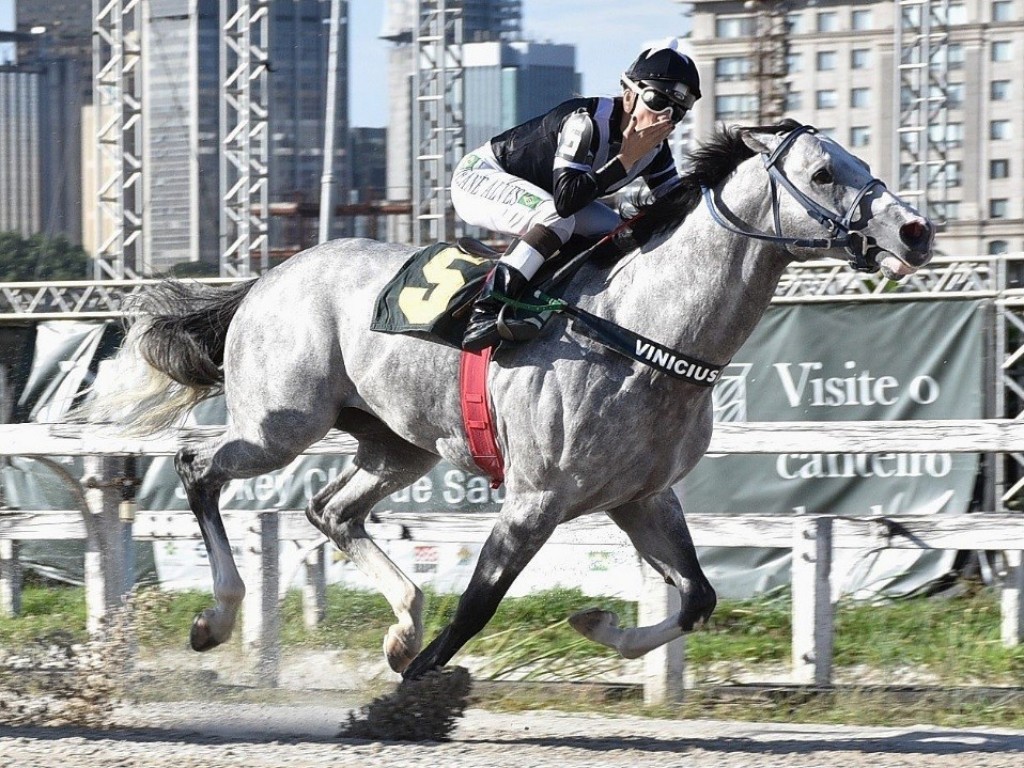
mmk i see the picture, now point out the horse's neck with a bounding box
[601,164,788,365]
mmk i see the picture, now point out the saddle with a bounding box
[370,235,620,349]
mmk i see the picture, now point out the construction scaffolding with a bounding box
[91,0,143,280]
[894,0,952,227]
[411,0,464,246]
[750,0,790,124]
[219,0,270,277]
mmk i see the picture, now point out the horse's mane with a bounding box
[627,118,803,245]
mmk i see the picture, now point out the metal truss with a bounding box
[750,0,789,124]
[894,0,951,227]
[219,0,270,277]
[92,0,143,280]
[411,0,464,246]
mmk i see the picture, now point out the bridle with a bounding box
[701,124,886,272]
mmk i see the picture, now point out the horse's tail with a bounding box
[82,279,255,435]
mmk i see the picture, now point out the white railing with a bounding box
[1,421,1022,704]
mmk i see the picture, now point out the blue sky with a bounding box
[350,0,691,126]
[2,0,691,127]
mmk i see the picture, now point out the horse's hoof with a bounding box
[568,608,619,641]
[189,611,223,652]
[383,623,421,674]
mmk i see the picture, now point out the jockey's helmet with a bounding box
[623,43,702,115]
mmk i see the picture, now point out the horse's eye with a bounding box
[812,168,834,185]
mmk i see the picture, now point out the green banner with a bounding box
[681,299,986,597]
[2,302,989,597]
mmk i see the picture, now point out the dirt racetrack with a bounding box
[1,701,1022,768]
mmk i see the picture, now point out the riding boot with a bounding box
[462,261,532,351]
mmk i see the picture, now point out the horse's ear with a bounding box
[740,129,782,156]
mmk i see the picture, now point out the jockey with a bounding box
[452,39,702,351]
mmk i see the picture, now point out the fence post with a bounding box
[791,515,834,685]
[302,543,327,629]
[0,539,21,617]
[1002,550,1023,647]
[82,456,132,635]
[639,560,685,705]
[243,511,280,686]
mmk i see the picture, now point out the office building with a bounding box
[13,0,347,274]
[0,56,83,243]
[687,0,1024,256]
[382,0,529,242]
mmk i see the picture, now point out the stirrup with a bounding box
[496,304,544,342]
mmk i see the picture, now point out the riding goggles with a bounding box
[622,74,696,123]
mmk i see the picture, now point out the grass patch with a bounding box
[4,581,1024,727]
[0,585,88,645]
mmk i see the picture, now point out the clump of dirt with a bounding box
[339,666,472,742]
[0,600,135,728]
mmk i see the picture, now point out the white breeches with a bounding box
[451,143,620,244]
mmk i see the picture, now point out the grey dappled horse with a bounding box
[86,121,933,680]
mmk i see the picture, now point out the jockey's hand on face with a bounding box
[619,111,675,169]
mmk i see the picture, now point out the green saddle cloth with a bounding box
[371,242,497,348]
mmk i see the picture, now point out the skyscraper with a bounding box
[142,0,347,273]
[13,0,347,274]
[381,0,580,243]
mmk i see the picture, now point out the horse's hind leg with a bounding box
[569,489,717,658]
[305,426,439,674]
[177,423,331,651]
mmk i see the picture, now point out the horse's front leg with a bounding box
[569,489,717,658]
[175,446,246,651]
[403,492,560,679]
[305,435,440,674]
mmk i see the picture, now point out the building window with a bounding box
[715,57,752,81]
[816,89,838,109]
[851,87,870,108]
[991,80,1010,100]
[715,94,758,120]
[991,199,1009,219]
[784,91,803,111]
[786,52,803,72]
[851,9,873,30]
[850,126,870,147]
[991,119,1012,140]
[993,1,1013,22]
[816,50,837,71]
[851,48,871,69]
[949,43,965,69]
[716,15,755,38]
[930,161,962,188]
[947,3,967,24]
[930,201,959,220]
[929,122,963,147]
[944,83,964,107]
[992,41,1013,62]
[786,12,803,34]
[988,240,1009,255]
[991,159,1010,179]
[817,11,839,32]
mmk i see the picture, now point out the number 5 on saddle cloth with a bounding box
[370,239,569,349]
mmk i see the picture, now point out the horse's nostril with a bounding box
[900,219,931,249]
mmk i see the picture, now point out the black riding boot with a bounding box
[462,262,531,351]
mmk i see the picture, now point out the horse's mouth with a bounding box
[878,252,919,282]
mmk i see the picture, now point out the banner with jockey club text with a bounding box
[2,301,988,598]
[679,299,987,598]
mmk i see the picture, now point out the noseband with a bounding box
[701,124,886,272]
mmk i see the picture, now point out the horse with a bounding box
[83,120,934,680]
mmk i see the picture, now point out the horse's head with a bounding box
[738,122,934,281]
